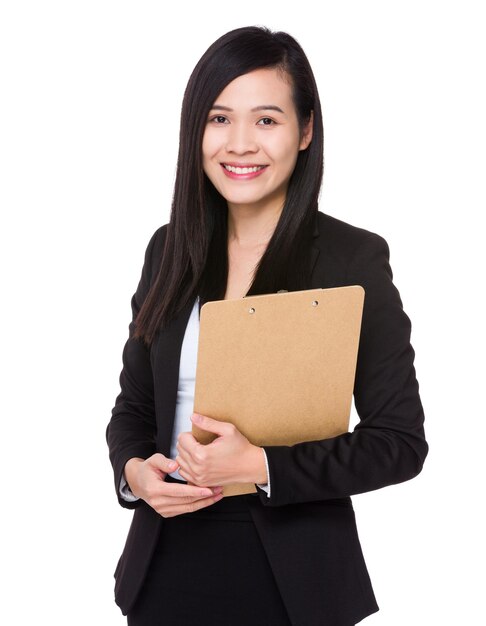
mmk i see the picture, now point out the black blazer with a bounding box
[106,211,428,626]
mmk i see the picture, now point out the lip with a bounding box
[220,163,268,180]
[222,162,268,167]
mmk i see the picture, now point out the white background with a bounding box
[1,1,484,624]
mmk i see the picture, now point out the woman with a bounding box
[106,25,428,626]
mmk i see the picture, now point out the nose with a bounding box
[225,122,258,154]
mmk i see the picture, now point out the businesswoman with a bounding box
[106,25,428,626]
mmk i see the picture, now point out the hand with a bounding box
[124,454,224,518]
[175,413,267,486]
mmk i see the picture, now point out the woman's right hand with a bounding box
[124,454,224,518]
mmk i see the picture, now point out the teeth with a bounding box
[223,164,266,174]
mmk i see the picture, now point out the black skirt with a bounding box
[127,480,293,626]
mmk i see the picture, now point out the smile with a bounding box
[221,163,268,180]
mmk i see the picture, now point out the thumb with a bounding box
[191,412,226,436]
[150,453,179,473]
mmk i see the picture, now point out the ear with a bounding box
[299,110,314,151]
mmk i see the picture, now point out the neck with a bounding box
[227,201,284,247]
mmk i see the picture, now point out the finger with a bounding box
[153,488,223,513]
[176,458,196,479]
[150,453,179,473]
[177,464,189,480]
[177,435,204,466]
[177,432,198,450]
[158,492,224,518]
[162,482,220,499]
[161,488,223,506]
[175,438,196,462]
[178,468,204,488]
[176,439,205,472]
[145,484,222,512]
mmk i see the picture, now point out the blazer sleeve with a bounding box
[106,225,167,509]
[255,232,428,507]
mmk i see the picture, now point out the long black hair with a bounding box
[134,25,324,345]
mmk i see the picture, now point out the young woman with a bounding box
[106,25,428,626]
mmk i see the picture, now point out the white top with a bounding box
[119,296,270,501]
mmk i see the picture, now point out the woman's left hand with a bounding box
[176,413,265,486]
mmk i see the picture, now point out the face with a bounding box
[202,67,313,215]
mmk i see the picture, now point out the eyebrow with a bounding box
[209,104,285,114]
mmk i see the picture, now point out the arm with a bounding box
[256,233,428,507]
[106,226,167,509]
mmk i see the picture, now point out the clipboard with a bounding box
[192,286,365,497]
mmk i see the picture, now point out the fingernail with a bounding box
[212,486,223,494]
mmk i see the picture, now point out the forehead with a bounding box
[212,68,293,107]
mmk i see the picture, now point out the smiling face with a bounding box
[202,67,313,217]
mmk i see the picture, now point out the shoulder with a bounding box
[314,211,391,285]
[143,223,169,274]
[316,211,389,257]
[146,222,169,254]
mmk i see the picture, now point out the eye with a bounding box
[257,117,276,126]
[208,115,228,124]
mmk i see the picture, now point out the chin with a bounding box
[216,184,269,204]
[223,194,267,207]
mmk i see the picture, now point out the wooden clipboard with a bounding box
[192,286,365,497]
